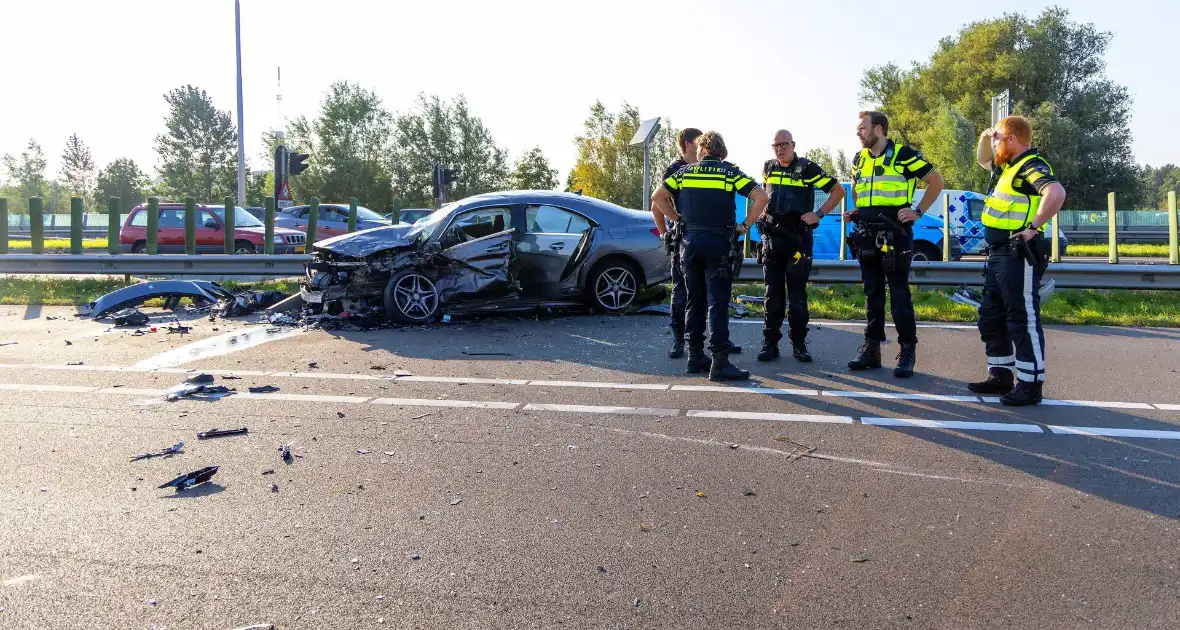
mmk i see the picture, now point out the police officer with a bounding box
[757,130,845,363]
[967,116,1066,406]
[653,128,702,359]
[652,132,768,381]
[845,111,944,378]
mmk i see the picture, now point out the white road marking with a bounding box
[529,380,669,391]
[569,334,619,347]
[671,385,819,396]
[824,391,980,402]
[0,383,96,393]
[730,320,978,330]
[398,376,530,386]
[1038,399,1155,410]
[95,387,167,396]
[268,371,388,381]
[1154,404,1180,411]
[132,327,304,369]
[521,403,679,417]
[862,417,1044,433]
[1048,426,1180,440]
[235,393,372,404]
[371,398,520,410]
[686,410,854,424]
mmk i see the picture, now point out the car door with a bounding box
[434,226,516,303]
[157,208,185,253]
[197,210,221,253]
[318,206,348,238]
[516,204,592,298]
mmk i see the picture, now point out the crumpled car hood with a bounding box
[313,224,421,259]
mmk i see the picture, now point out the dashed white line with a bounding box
[1048,425,1180,440]
[371,397,520,410]
[0,383,96,393]
[521,403,679,417]
[529,380,669,391]
[863,417,1044,433]
[235,393,372,404]
[825,391,980,402]
[671,385,820,396]
[686,410,854,424]
[1154,404,1180,411]
[95,387,167,396]
[398,376,530,386]
[268,371,388,381]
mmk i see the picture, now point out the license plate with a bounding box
[295,246,305,253]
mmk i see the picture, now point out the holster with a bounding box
[854,216,911,272]
[662,222,683,257]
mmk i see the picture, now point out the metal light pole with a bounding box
[628,117,662,213]
[234,0,247,206]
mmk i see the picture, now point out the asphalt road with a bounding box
[0,305,1177,629]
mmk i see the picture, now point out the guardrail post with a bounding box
[29,197,44,254]
[1050,214,1060,263]
[184,197,196,255]
[1169,191,1178,265]
[306,197,319,245]
[1107,192,1118,264]
[146,197,159,254]
[70,197,84,254]
[941,192,951,261]
[348,197,358,233]
[391,198,401,225]
[223,196,236,254]
[264,196,275,255]
[107,197,121,254]
[0,199,8,255]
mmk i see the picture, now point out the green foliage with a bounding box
[155,85,238,203]
[565,101,678,208]
[1138,164,1180,210]
[95,158,149,212]
[59,134,96,202]
[389,94,509,208]
[509,146,559,190]
[859,8,1139,209]
[802,146,854,182]
[1,139,48,209]
[313,81,395,210]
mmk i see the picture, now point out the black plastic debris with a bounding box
[131,441,184,462]
[215,290,286,318]
[186,373,215,385]
[736,295,766,304]
[110,308,150,327]
[634,304,672,316]
[67,361,84,366]
[248,385,280,394]
[308,361,318,369]
[461,351,513,356]
[0,341,16,347]
[64,340,72,346]
[221,375,242,380]
[166,323,192,335]
[279,442,295,463]
[197,427,248,440]
[730,302,750,318]
[158,466,218,490]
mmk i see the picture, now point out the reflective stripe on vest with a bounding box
[853,146,915,208]
[982,154,1044,230]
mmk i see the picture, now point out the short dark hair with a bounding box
[677,128,703,148]
[859,111,889,135]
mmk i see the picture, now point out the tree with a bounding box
[309,81,396,209]
[95,158,149,213]
[802,146,854,183]
[565,101,678,209]
[155,85,238,202]
[59,134,96,201]
[859,8,1138,209]
[1,139,48,205]
[1139,164,1180,210]
[388,94,509,207]
[509,147,559,190]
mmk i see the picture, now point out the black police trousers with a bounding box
[859,231,917,344]
[977,239,1047,384]
[669,246,687,340]
[682,230,734,354]
[763,228,813,345]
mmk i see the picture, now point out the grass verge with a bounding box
[6,238,109,250]
[0,276,302,307]
[1065,243,1171,257]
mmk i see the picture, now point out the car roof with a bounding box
[448,190,646,225]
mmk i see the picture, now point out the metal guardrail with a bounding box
[3,254,1179,290]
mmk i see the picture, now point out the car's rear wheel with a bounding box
[234,240,257,255]
[587,259,639,312]
[131,241,146,254]
[383,269,441,324]
[911,242,942,262]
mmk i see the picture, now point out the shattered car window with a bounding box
[412,204,453,243]
[526,205,590,234]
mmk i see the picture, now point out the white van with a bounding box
[914,189,989,255]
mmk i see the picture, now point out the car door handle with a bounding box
[486,243,509,252]
[549,242,565,251]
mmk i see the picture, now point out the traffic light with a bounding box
[432,164,460,203]
[289,153,310,175]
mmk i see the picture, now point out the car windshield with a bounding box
[411,204,453,243]
[211,207,264,228]
[353,206,385,221]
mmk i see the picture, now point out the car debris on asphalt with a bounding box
[166,382,234,401]
[197,427,249,440]
[186,373,215,385]
[86,281,237,320]
[165,322,192,335]
[248,385,280,393]
[158,466,219,491]
[131,441,185,462]
[213,290,286,319]
[109,308,150,327]
[279,441,297,463]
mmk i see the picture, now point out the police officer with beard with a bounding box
[756,130,845,363]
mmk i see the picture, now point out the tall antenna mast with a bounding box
[276,66,284,140]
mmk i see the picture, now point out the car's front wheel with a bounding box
[587,259,639,312]
[383,269,441,324]
[911,242,942,262]
[234,240,257,255]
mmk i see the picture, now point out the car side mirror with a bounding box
[205,220,220,229]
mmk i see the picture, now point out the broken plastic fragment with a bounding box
[249,385,280,394]
[158,466,218,490]
[186,373,215,385]
[197,427,248,440]
[131,441,184,462]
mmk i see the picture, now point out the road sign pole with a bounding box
[1168,191,1178,265]
[1108,192,1118,264]
[264,196,275,255]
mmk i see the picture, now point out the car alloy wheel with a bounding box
[595,266,637,311]
[392,273,439,321]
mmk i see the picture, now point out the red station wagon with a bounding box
[120,203,307,254]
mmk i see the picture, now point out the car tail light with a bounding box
[650,228,661,237]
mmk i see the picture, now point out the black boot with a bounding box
[668,338,685,359]
[791,339,812,363]
[894,342,917,378]
[726,343,743,355]
[967,368,1014,394]
[685,348,712,375]
[1000,381,1043,406]
[756,342,779,362]
[709,351,750,382]
[847,340,882,371]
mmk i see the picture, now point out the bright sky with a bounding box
[3,0,1177,189]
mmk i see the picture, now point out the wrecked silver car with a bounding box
[301,191,671,323]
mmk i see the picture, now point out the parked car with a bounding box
[244,206,266,221]
[119,203,306,254]
[275,203,389,241]
[387,208,435,225]
[302,190,671,322]
[739,183,962,261]
[916,189,1069,255]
